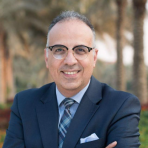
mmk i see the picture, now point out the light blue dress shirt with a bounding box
[56,81,90,125]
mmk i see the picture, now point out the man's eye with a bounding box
[53,48,66,55]
[75,47,87,54]
[78,48,85,52]
[55,48,63,52]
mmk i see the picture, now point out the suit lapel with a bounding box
[36,83,59,148]
[63,77,103,148]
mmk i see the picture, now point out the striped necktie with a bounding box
[59,98,75,148]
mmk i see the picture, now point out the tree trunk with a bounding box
[0,25,15,104]
[0,25,6,103]
[5,55,15,101]
[133,0,148,104]
[115,0,127,91]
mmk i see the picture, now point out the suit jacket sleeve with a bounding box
[3,94,25,148]
[106,94,141,148]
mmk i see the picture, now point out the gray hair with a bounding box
[46,11,96,47]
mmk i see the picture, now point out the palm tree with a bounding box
[132,0,148,104]
[115,0,127,91]
[0,0,48,103]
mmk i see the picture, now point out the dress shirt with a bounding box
[56,80,90,125]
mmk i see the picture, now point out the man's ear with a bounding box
[44,48,49,68]
[93,48,98,67]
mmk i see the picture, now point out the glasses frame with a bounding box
[46,44,95,60]
[46,44,94,52]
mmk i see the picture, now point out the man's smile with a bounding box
[61,70,81,77]
[63,71,79,75]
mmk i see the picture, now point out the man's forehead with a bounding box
[49,19,93,37]
[47,19,94,47]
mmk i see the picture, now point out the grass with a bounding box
[0,111,148,148]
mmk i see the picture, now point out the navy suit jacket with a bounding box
[3,76,141,148]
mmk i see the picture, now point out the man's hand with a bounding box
[106,141,117,148]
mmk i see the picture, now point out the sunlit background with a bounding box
[97,1,148,65]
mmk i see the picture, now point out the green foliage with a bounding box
[0,134,5,143]
[0,104,5,110]
[0,130,6,147]
[0,103,12,110]
[139,111,148,148]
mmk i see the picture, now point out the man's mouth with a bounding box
[62,70,80,75]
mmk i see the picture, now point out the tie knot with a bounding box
[62,98,75,109]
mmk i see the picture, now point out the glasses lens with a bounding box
[52,45,67,59]
[73,46,88,60]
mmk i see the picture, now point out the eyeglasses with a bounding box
[46,44,94,60]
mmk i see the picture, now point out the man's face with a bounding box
[45,20,98,97]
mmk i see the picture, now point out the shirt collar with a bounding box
[56,80,90,107]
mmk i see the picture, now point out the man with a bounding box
[3,11,140,148]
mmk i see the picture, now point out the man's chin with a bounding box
[60,82,82,91]
[63,85,80,91]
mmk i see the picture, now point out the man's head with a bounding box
[45,11,98,97]
[46,11,96,47]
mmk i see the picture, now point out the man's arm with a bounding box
[106,94,141,148]
[2,94,25,148]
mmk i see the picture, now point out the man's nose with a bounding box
[63,50,77,65]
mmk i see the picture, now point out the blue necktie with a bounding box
[59,98,75,148]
